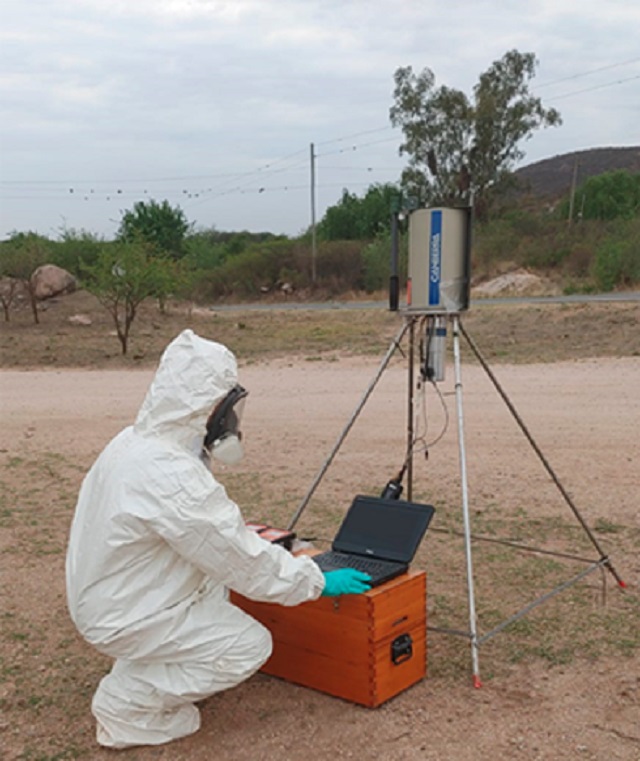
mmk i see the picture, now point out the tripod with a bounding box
[288,312,625,686]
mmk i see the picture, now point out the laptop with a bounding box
[312,494,436,588]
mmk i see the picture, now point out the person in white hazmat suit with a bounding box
[66,329,370,749]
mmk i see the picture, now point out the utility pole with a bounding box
[310,142,317,283]
[568,157,579,225]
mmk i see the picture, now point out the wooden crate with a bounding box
[231,570,426,707]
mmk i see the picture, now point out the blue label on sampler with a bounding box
[428,210,442,305]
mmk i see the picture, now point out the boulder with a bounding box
[472,269,561,298]
[31,265,76,300]
[68,314,92,326]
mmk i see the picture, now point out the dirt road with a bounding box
[0,355,638,760]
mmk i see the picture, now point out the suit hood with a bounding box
[134,329,238,450]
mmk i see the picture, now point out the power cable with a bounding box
[534,57,640,90]
[316,125,394,147]
[316,136,399,158]
[1,129,399,189]
[544,74,640,102]
[0,148,309,191]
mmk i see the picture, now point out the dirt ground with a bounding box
[1,332,639,759]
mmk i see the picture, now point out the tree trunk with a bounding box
[26,283,39,325]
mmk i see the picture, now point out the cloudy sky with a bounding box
[1,0,638,240]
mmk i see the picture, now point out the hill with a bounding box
[514,145,640,199]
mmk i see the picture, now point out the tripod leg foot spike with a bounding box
[473,675,482,689]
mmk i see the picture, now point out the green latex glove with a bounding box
[321,569,372,597]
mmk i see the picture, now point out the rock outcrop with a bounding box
[31,265,77,300]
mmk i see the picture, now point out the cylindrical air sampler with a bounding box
[404,207,472,381]
[406,207,472,314]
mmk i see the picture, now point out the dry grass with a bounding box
[1,292,639,759]
[1,289,639,369]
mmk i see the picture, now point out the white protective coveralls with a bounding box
[66,329,325,749]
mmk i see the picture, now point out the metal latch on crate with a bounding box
[391,633,413,665]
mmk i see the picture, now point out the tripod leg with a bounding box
[407,318,416,500]
[452,316,482,687]
[288,319,411,531]
[459,321,626,589]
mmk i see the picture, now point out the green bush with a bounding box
[317,184,399,241]
[593,233,640,290]
[361,232,408,292]
[558,170,640,221]
[183,229,284,271]
[193,239,301,300]
[191,239,370,301]
[472,218,521,273]
[52,229,105,277]
[502,209,544,237]
[315,241,364,292]
[183,236,228,271]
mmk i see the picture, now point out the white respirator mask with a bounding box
[211,433,245,465]
[203,385,248,467]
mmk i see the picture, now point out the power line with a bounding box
[316,136,399,158]
[0,120,399,193]
[183,136,402,210]
[320,165,401,171]
[316,125,394,147]
[545,74,640,102]
[535,57,640,90]
[5,63,637,219]
[0,148,309,189]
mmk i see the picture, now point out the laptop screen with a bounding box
[333,495,436,563]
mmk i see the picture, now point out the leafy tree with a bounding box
[361,231,408,292]
[389,50,561,216]
[560,170,640,222]
[183,233,229,271]
[317,189,360,240]
[0,232,51,323]
[118,200,191,259]
[53,227,105,276]
[153,255,191,314]
[184,227,284,270]
[318,183,401,240]
[81,240,176,355]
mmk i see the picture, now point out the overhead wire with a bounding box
[534,57,640,90]
[0,129,401,209]
[544,74,640,102]
[316,125,394,147]
[316,136,399,158]
[2,57,637,214]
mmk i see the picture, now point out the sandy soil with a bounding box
[1,354,639,760]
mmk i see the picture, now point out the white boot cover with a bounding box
[91,599,272,749]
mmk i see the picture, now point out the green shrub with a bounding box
[562,244,595,278]
[557,170,640,221]
[315,241,364,291]
[473,219,520,273]
[193,239,301,300]
[52,229,105,277]
[593,238,640,291]
[361,232,408,292]
[183,236,228,271]
[503,209,544,237]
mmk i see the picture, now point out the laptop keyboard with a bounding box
[313,551,405,577]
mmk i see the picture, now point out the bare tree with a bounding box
[81,240,177,355]
[0,233,50,323]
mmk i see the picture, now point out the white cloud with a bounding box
[0,0,638,238]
